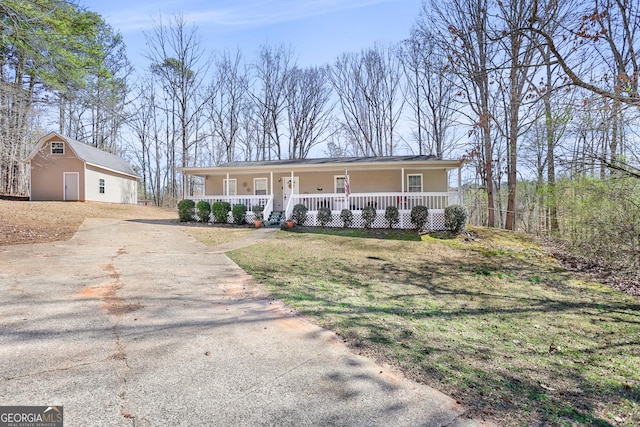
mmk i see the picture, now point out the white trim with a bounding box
[254,177,268,195]
[63,172,80,201]
[407,174,423,193]
[51,141,64,155]
[283,176,299,208]
[334,174,348,193]
[223,178,237,195]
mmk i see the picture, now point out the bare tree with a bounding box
[330,44,404,157]
[207,49,249,162]
[251,44,294,160]
[286,65,334,159]
[528,0,640,106]
[402,25,458,157]
[430,0,498,226]
[490,0,541,230]
[144,14,209,201]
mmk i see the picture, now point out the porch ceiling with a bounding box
[179,156,462,177]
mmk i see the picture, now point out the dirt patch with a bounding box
[0,200,177,246]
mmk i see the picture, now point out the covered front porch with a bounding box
[180,156,463,230]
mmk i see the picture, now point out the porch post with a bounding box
[401,167,405,228]
[457,165,463,205]
[226,172,229,198]
[270,171,274,196]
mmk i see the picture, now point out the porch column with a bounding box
[458,166,463,205]
[226,172,229,197]
[401,167,405,228]
[270,171,274,196]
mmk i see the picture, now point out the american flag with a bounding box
[344,170,350,198]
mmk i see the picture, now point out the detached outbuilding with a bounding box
[24,132,138,204]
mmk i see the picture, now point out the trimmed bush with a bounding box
[195,200,211,223]
[410,205,429,230]
[212,201,231,223]
[444,204,468,233]
[232,204,247,225]
[362,205,377,229]
[177,199,195,222]
[292,204,308,225]
[317,206,332,227]
[384,206,400,229]
[340,209,353,228]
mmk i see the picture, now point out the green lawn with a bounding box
[195,226,639,426]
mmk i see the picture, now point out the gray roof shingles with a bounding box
[63,136,137,177]
[218,155,440,168]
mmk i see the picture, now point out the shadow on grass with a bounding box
[231,235,640,426]
[287,226,421,241]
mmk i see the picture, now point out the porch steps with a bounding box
[268,210,285,226]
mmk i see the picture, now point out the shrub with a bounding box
[291,204,308,225]
[280,221,289,230]
[410,205,429,230]
[177,199,195,222]
[444,204,468,233]
[251,204,264,221]
[317,206,332,227]
[384,206,400,229]
[232,204,247,225]
[195,200,211,223]
[211,201,231,223]
[340,209,353,228]
[362,205,377,229]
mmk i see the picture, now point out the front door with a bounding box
[64,172,79,201]
[283,177,299,210]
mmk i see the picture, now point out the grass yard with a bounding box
[223,226,639,427]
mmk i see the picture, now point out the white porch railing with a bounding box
[290,191,462,213]
[190,191,461,229]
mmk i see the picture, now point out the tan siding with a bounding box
[30,140,85,201]
[202,168,449,197]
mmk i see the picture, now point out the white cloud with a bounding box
[104,0,398,32]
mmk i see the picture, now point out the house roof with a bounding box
[180,155,461,176]
[25,132,138,179]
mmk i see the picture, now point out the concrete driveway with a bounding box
[0,218,487,426]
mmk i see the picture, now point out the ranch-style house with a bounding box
[179,155,462,230]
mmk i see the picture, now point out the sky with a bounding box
[80,0,424,72]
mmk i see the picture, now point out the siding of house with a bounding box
[203,169,448,196]
[30,140,86,201]
[85,166,138,204]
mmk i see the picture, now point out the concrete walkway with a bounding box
[0,219,489,426]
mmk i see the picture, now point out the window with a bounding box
[223,179,237,196]
[51,142,64,155]
[99,179,105,194]
[407,174,423,193]
[254,178,267,195]
[334,176,347,193]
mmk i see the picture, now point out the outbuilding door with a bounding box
[64,172,79,201]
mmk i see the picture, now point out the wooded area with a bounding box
[1,0,638,274]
